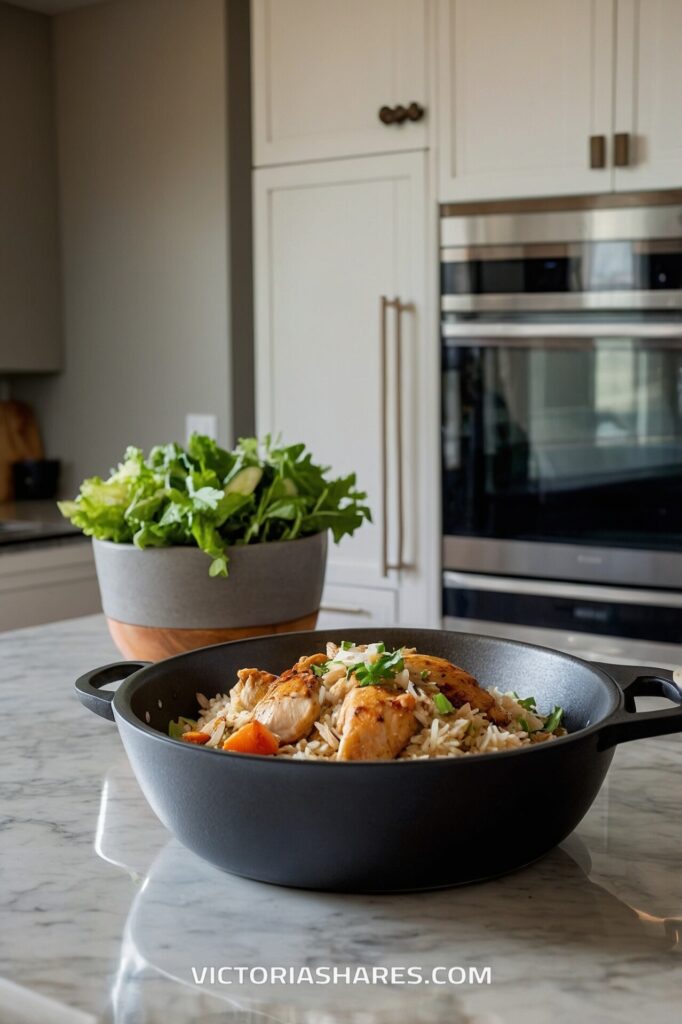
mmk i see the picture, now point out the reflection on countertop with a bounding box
[0,499,83,548]
[1,615,681,1024]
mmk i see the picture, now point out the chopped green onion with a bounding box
[353,649,405,687]
[420,669,430,680]
[543,706,564,734]
[517,717,530,734]
[340,640,354,651]
[168,716,198,739]
[312,662,329,677]
[518,696,537,712]
[433,692,455,715]
[375,642,385,653]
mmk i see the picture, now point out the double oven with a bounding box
[441,195,682,663]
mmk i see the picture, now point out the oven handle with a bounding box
[442,321,682,340]
[442,571,682,609]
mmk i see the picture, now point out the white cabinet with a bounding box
[317,583,398,630]
[254,153,439,626]
[0,542,100,631]
[437,0,682,202]
[251,0,428,165]
[437,0,614,201]
[614,0,682,191]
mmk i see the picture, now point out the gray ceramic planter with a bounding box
[93,532,328,660]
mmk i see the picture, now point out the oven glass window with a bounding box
[442,339,682,550]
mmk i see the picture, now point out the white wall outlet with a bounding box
[185,413,218,443]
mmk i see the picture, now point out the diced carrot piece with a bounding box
[181,731,211,745]
[223,720,279,755]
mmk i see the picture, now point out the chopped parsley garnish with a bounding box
[433,692,455,715]
[352,649,405,687]
[543,706,564,734]
[340,640,354,651]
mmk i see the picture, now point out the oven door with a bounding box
[442,320,682,588]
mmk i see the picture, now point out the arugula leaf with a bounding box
[433,692,455,715]
[58,434,372,575]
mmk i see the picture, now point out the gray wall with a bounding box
[15,0,236,495]
[0,2,62,372]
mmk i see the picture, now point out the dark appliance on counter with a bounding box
[441,193,682,658]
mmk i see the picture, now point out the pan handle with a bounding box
[75,661,150,722]
[594,662,682,750]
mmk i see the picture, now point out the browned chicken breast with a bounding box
[231,668,278,711]
[253,664,322,744]
[337,685,418,761]
[404,653,508,726]
[293,653,328,673]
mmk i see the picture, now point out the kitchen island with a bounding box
[1,615,681,1024]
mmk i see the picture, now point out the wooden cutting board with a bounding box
[0,400,44,501]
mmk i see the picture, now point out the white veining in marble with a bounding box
[1,615,681,1023]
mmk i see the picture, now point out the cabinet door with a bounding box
[614,0,682,191]
[251,0,427,165]
[254,154,437,624]
[437,0,614,201]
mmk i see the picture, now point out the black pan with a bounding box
[75,628,682,892]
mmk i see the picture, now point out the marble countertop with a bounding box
[1,615,681,1024]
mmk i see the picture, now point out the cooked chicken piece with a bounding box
[337,685,417,761]
[293,652,328,673]
[231,668,278,711]
[404,653,508,726]
[253,665,321,744]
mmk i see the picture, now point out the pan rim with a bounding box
[112,626,624,766]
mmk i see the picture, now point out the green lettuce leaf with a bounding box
[58,434,372,575]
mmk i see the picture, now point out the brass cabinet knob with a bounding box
[378,103,425,126]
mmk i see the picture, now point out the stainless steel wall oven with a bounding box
[441,194,682,658]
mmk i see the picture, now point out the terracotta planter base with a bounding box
[107,613,319,662]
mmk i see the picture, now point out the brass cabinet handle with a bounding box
[380,296,413,577]
[378,103,425,126]
[589,134,606,169]
[614,132,631,167]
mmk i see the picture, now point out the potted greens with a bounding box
[58,435,371,661]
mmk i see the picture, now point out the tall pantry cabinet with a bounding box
[251,0,440,628]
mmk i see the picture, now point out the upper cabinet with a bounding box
[437,0,682,202]
[0,4,62,372]
[437,0,614,201]
[613,0,682,191]
[251,0,428,165]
